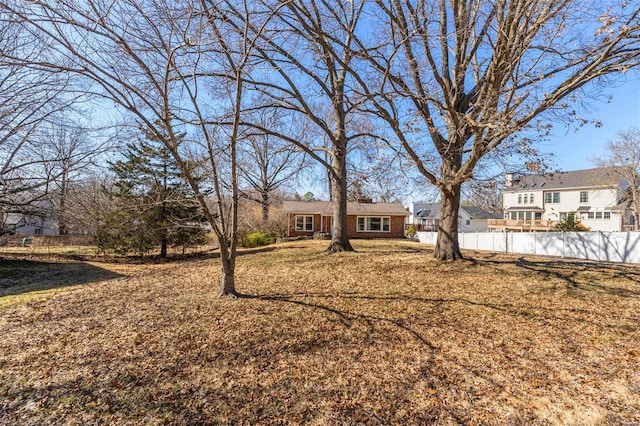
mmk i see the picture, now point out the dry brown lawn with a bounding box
[1,239,639,425]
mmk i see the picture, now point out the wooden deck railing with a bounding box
[487,219,558,231]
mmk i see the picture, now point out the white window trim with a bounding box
[295,215,314,231]
[544,191,560,204]
[357,216,391,232]
[580,191,589,203]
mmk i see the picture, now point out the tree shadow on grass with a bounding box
[243,288,640,335]
[460,254,640,298]
[0,259,125,297]
[514,257,640,297]
[241,292,439,355]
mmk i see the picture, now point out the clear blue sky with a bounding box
[302,76,640,201]
[540,77,640,171]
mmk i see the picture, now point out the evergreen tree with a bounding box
[553,214,590,232]
[105,124,207,257]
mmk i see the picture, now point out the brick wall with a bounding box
[287,213,322,237]
[288,213,407,239]
[347,215,406,239]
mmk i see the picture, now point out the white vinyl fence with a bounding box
[417,231,640,264]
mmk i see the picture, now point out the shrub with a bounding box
[553,214,590,232]
[406,226,417,238]
[244,232,275,248]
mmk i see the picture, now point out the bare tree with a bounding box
[355,0,640,259]
[594,127,640,230]
[0,18,80,217]
[0,0,278,296]
[237,109,308,222]
[227,0,370,253]
[35,120,106,235]
[62,172,116,241]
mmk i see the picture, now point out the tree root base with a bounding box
[325,240,355,254]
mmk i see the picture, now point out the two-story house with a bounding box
[490,167,633,232]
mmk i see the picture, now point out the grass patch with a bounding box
[1,240,639,424]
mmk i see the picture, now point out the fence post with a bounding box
[505,231,509,254]
[598,231,602,262]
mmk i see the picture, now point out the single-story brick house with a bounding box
[282,199,410,239]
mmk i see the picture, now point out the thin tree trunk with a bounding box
[326,143,353,253]
[58,170,68,235]
[218,243,238,297]
[261,191,269,222]
[160,235,167,258]
[632,189,640,231]
[434,185,463,260]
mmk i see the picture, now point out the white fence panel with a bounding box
[417,232,437,245]
[565,232,601,261]
[539,232,565,258]
[599,232,640,263]
[510,233,535,255]
[416,231,640,264]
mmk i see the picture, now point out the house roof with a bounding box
[282,200,410,216]
[414,202,501,220]
[611,199,631,212]
[460,205,503,220]
[506,167,628,192]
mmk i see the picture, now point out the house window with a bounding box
[34,228,43,235]
[466,220,471,226]
[518,194,522,204]
[295,215,314,231]
[595,212,603,219]
[523,194,528,204]
[580,191,588,203]
[535,212,542,220]
[530,194,534,204]
[588,212,594,219]
[544,192,560,203]
[357,216,390,232]
[604,212,611,219]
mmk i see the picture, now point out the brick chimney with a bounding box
[357,197,373,204]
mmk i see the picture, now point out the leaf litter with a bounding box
[1,240,639,425]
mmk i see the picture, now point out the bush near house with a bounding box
[553,214,590,232]
[242,231,275,248]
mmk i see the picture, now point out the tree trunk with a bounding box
[326,144,353,253]
[261,191,269,222]
[219,264,236,297]
[434,186,463,261]
[218,244,238,297]
[632,189,640,231]
[160,236,167,258]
